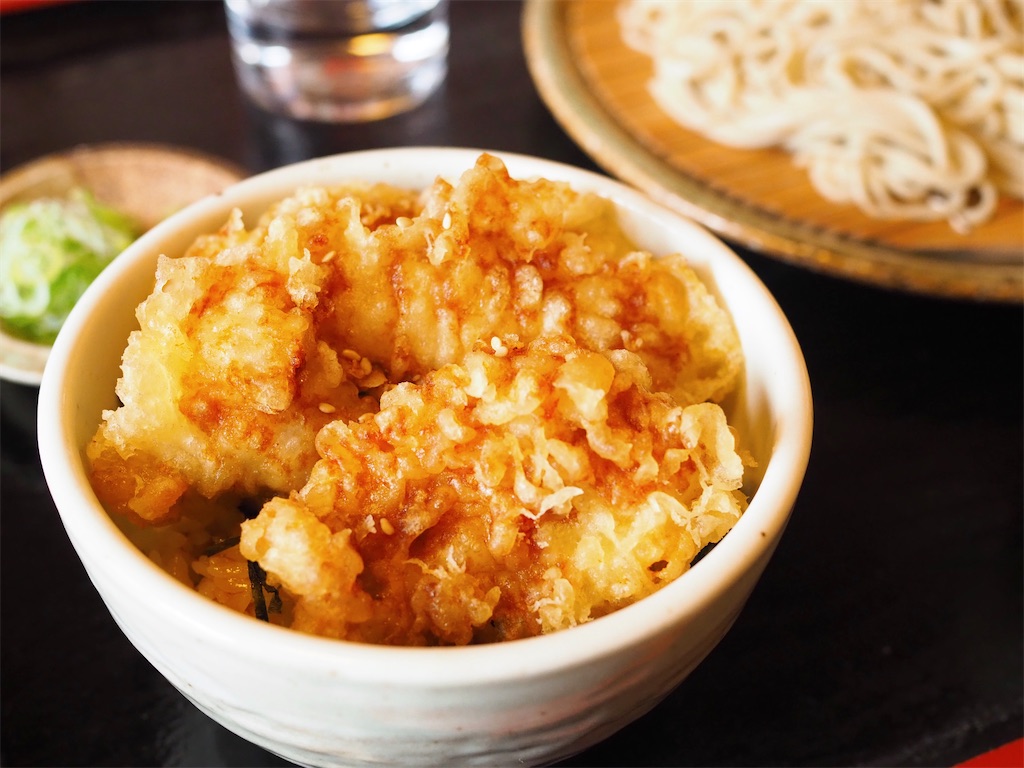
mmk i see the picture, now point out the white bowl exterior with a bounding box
[38,148,812,767]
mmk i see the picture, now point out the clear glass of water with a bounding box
[225,0,449,123]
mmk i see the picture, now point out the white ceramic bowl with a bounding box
[37,148,812,768]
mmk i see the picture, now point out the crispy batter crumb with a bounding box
[87,154,748,646]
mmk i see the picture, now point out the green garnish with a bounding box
[0,188,140,344]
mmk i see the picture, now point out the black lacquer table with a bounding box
[2,2,1021,766]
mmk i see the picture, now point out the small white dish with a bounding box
[0,331,50,385]
[0,142,245,385]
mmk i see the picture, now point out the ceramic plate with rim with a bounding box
[0,142,246,385]
[522,0,1024,302]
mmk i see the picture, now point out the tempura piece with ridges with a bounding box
[239,336,747,646]
[88,155,740,528]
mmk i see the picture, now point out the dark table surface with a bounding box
[1,2,1021,767]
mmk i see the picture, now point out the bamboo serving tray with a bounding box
[522,0,1024,302]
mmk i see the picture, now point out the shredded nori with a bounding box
[227,499,283,622]
[238,497,265,520]
[691,540,718,566]
[247,559,282,622]
[203,535,240,557]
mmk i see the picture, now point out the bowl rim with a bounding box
[38,146,813,686]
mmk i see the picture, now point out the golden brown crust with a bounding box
[88,154,747,644]
[238,336,746,645]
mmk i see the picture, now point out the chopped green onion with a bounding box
[0,188,140,344]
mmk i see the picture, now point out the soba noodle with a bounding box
[618,0,1024,233]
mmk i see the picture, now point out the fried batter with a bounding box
[240,336,746,645]
[87,155,748,644]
